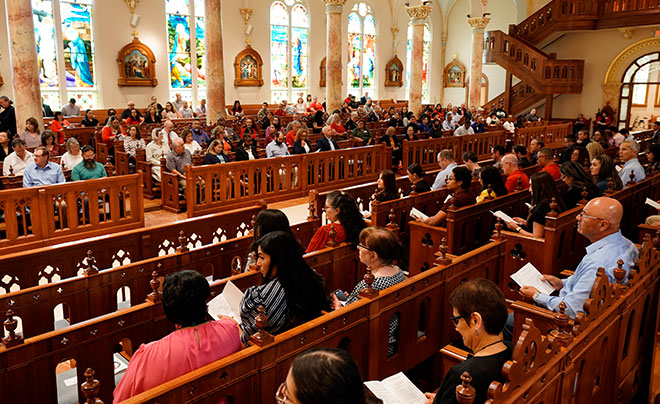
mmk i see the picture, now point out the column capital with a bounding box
[324,0,346,14]
[406,5,432,25]
[467,16,490,31]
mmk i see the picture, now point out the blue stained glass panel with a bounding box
[33,0,59,88]
[195,17,205,86]
[60,1,94,88]
[168,14,192,88]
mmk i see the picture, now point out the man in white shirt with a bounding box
[442,113,456,131]
[3,138,34,176]
[431,150,458,190]
[61,98,81,117]
[161,120,180,145]
[453,120,474,136]
[618,139,646,184]
[180,101,194,118]
[265,132,290,158]
[194,99,207,116]
[502,115,515,134]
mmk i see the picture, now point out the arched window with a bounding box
[32,0,97,110]
[270,0,309,104]
[347,3,376,98]
[618,52,660,129]
[166,0,205,105]
[405,23,431,103]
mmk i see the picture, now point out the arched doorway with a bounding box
[617,52,660,130]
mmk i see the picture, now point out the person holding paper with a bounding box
[422,167,475,226]
[645,197,660,228]
[113,270,241,403]
[241,231,331,344]
[423,279,512,404]
[517,197,638,318]
[504,171,565,238]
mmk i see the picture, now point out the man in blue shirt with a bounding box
[23,146,65,187]
[520,197,638,318]
[618,139,646,185]
[431,150,457,190]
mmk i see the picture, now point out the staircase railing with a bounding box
[482,81,544,116]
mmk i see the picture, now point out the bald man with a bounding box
[520,197,638,318]
[502,154,529,192]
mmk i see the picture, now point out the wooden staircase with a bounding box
[482,81,545,117]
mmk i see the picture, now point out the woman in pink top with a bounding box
[113,270,241,403]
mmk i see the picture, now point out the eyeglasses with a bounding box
[450,313,468,327]
[275,382,295,404]
[357,243,374,251]
[577,211,607,221]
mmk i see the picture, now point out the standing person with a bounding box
[0,96,17,136]
[306,190,366,253]
[22,146,65,187]
[71,145,107,180]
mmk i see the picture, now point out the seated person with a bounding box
[590,154,623,195]
[113,270,241,402]
[537,147,560,180]
[476,166,507,203]
[453,120,474,136]
[373,169,399,202]
[462,151,481,178]
[266,132,290,158]
[512,144,531,168]
[491,145,505,171]
[406,163,431,195]
[517,197,637,318]
[235,134,259,161]
[431,150,458,190]
[317,126,340,152]
[502,154,529,192]
[285,120,301,147]
[145,129,170,182]
[504,171,565,238]
[191,119,210,145]
[182,128,203,155]
[41,130,62,157]
[0,131,12,162]
[646,143,660,173]
[166,138,192,189]
[123,125,146,160]
[203,139,229,164]
[23,146,65,187]
[560,135,577,164]
[243,209,293,272]
[71,146,107,181]
[404,125,419,141]
[352,119,373,145]
[330,114,347,137]
[618,139,646,184]
[280,347,381,404]
[60,138,83,171]
[333,227,405,356]
[424,278,511,404]
[560,161,599,208]
[380,127,401,168]
[293,129,312,154]
[306,190,366,253]
[422,166,475,226]
[3,138,34,176]
[240,231,330,343]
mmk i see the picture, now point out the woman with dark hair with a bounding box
[306,190,367,253]
[81,109,99,127]
[374,169,398,202]
[424,279,511,404]
[404,125,419,142]
[476,165,508,203]
[278,348,383,404]
[182,128,202,155]
[203,139,229,165]
[124,125,146,160]
[233,134,257,161]
[0,131,12,162]
[49,112,69,144]
[41,130,62,156]
[312,110,325,134]
[293,129,311,154]
[230,100,244,117]
[113,270,241,402]
[144,104,162,124]
[590,154,623,195]
[125,108,143,125]
[646,143,660,173]
[591,130,609,150]
[560,161,599,208]
[381,127,402,169]
[104,108,117,125]
[570,145,589,167]
[243,209,293,272]
[20,117,42,148]
[240,231,330,343]
[163,102,180,119]
[407,163,431,195]
[505,171,565,238]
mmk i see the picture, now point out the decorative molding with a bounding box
[234,45,264,87]
[604,37,660,83]
[444,57,466,88]
[239,8,253,25]
[406,5,433,22]
[467,16,491,30]
[116,37,158,87]
[324,0,346,13]
[384,56,404,87]
[617,27,633,39]
[320,57,327,87]
[124,0,139,14]
[391,27,399,40]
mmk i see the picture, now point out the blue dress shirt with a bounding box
[618,158,646,184]
[432,162,457,190]
[23,161,66,187]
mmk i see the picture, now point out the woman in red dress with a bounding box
[306,190,366,253]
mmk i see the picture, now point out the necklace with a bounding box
[471,339,503,356]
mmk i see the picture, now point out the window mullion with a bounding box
[190,1,198,106]
[288,12,292,102]
[52,0,67,106]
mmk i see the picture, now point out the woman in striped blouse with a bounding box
[240,231,331,343]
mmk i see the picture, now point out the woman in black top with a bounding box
[80,109,99,127]
[560,161,599,208]
[381,127,402,169]
[293,129,311,154]
[406,163,430,195]
[144,105,162,124]
[0,131,12,161]
[404,125,419,142]
[425,278,512,404]
[505,171,565,238]
[646,143,660,173]
[374,169,399,202]
[203,139,229,164]
[234,134,259,161]
[311,110,325,134]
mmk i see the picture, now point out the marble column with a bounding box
[324,0,346,114]
[438,32,448,106]
[5,0,42,128]
[205,0,226,123]
[467,16,490,109]
[406,5,432,116]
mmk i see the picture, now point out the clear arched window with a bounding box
[618,52,660,129]
[166,0,205,105]
[32,0,97,110]
[405,23,431,103]
[347,3,376,98]
[270,0,309,104]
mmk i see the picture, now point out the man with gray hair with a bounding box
[431,150,457,190]
[161,120,180,145]
[166,137,191,190]
[618,139,645,184]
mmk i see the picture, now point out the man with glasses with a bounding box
[518,197,637,318]
[23,146,65,187]
[537,147,560,179]
[422,166,474,226]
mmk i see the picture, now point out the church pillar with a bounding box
[205,0,226,123]
[324,0,346,114]
[406,4,432,116]
[467,16,490,109]
[438,32,448,106]
[5,0,42,128]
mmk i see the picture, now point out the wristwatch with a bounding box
[532,291,540,302]
[515,227,522,233]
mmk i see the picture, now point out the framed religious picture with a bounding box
[116,37,158,87]
[384,56,404,87]
[320,57,327,88]
[444,57,466,88]
[234,45,264,87]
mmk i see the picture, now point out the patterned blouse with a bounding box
[122,136,146,158]
[240,278,290,344]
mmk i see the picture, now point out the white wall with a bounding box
[1,0,15,101]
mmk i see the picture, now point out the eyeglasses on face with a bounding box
[450,313,468,327]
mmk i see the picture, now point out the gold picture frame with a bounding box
[384,56,404,87]
[234,45,264,87]
[116,37,158,87]
[444,57,466,88]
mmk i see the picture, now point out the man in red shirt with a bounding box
[273,103,286,116]
[308,96,324,113]
[502,154,530,192]
[285,120,301,147]
[537,147,561,180]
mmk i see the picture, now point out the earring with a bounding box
[474,330,479,336]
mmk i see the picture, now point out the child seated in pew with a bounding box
[332,227,406,356]
[306,190,366,253]
[419,166,475,226]
[113,270,241,403]
[504,171,565,238]
[424,279,512,404]
[241,231,331,344]
[406,163,431,195]
[476,166,507,203]
[278,347,383,404]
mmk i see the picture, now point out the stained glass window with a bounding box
[32,0,97,110]
[166,0,205,104]
[406,23,431,103]
[270,1,309,104]
[347,3,376,98]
